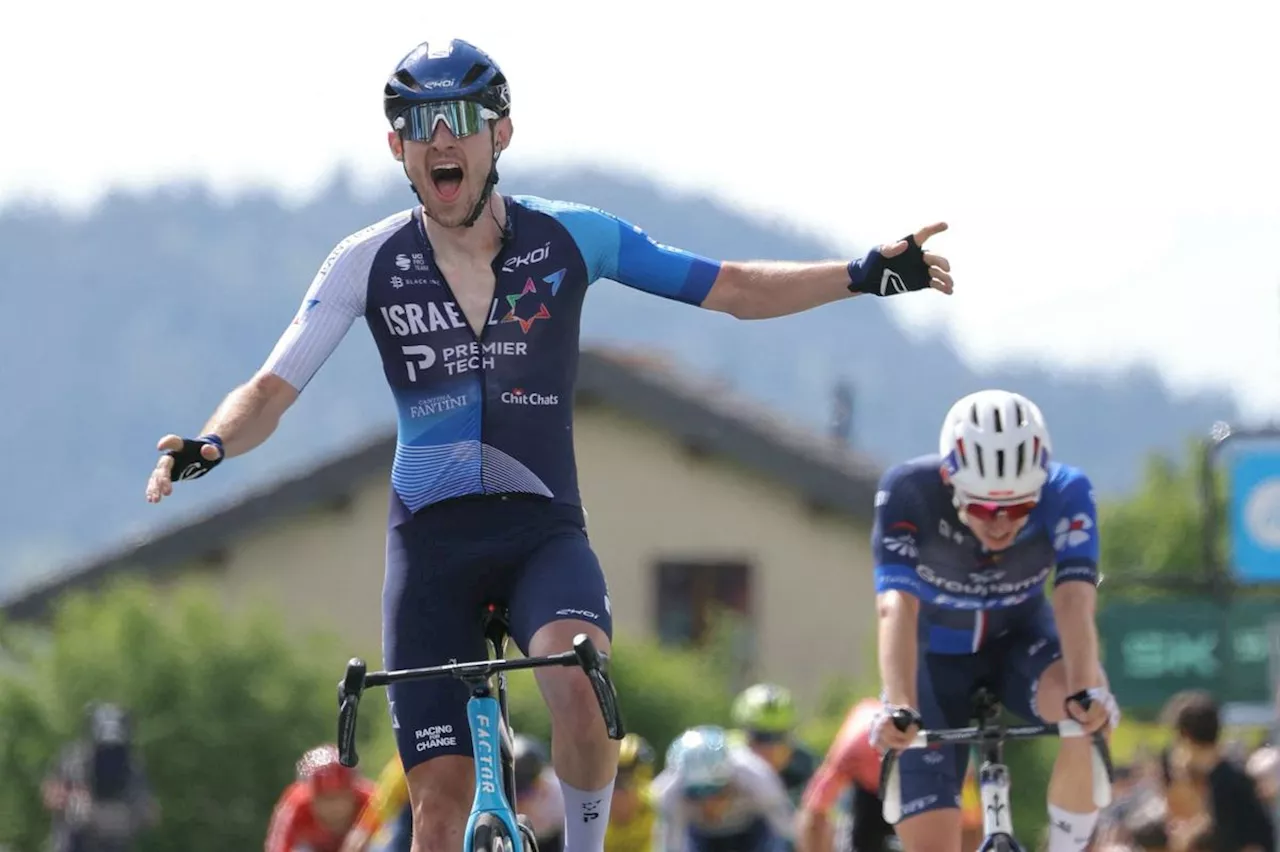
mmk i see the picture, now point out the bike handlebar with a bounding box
[336,633,625,768]
[885,691,1113,781]
[897,718,1099,747]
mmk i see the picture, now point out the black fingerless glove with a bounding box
[847,235,932,296]
[165,434,224,481]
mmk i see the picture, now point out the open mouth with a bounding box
[429,163,465,202]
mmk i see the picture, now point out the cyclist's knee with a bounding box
[895,808,963,852]
[528,616,610,658]
[406,756,472,850]
[530,619,612,739]
[1033,659,1069,722]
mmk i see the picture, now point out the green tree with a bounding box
[1097,441,1224,592]
[0,577,390,852]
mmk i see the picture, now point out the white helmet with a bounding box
[667,726,733,792]
[938,390,1052,503]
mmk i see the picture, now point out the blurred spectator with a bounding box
[605,733,658,852]
[1162,690,1274,852]
[1096,764,1155,845]
[41,702,159,852]
[1247,746,1277,811]
[1125,793,1173,852]
[513,734,565,852]
[266,743,375,852]
[731,683,819,806]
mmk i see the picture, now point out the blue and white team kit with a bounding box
[871,455,1101,818]
[262,195,722,769]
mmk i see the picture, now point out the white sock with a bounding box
[558,777,615,852]
[1047,804,1098,852]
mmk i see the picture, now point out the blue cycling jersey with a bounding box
[262,195,721,513]
[871,455,1100,654]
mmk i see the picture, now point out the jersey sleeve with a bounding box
[872,465,928,598]
[736,750,796,841]
[801,702,880,814]
[260,227,378,393]
[263,785,304,852]
[1048,469,1101,587]
[652,770,690,852]
[519,196,722,305]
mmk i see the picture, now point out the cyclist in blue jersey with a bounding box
[143,37,953,852]
[869,390,1120,852]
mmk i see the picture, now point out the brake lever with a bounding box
[572,634,626,740]
[337,658,367,767]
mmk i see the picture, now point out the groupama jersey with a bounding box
[262,195,721,515]
[872,454,1100,654]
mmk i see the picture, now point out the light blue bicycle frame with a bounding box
[461,691,523,851]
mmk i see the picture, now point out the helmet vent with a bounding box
[1014,401,1025,425]
[460,62,489,86]
[1016,442,1026,477]
[969,404,980,426]
[393,69,422,92]
[996,448,1006,478]
[993,407,1004,433]
[975,445,986,477]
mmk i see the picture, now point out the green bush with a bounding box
[0,577,389,852]
[505,632,735,765]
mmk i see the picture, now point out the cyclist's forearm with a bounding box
[797,809,833,852]
[705,261,855,319]
[876,591,919,706]
[200,371,298,458]
[1052,582,1102,691]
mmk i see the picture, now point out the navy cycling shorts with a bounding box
[381,492,612,772]
[896,598,1063,820]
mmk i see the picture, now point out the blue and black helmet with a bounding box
[383,39,511,127]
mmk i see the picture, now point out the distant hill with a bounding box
[0,167,1236,591]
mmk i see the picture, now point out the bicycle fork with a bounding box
[976,761,1025,852]
[463,693,523,848]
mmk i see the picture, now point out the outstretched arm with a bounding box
[703,223,952,318]
[702,260,858,319]
[145,223,375,503]
[549,198,953,319]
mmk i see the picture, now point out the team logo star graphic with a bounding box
[501,277,551,333]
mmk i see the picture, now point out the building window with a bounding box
[654,558,753,644]
[654,559,756,689]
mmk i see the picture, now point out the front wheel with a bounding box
[977,834,1023,852]
[517,814,540,852]
[470,813,516,852]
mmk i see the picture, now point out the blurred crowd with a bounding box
[1091,691,1275,852]
[36,687,1276,852]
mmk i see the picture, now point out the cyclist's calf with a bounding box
[406,754,475,852]
[896,808,963,852]
[529,619,620,790]
[1034,659,1108,849]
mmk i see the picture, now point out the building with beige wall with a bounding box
[1,347,885,708]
